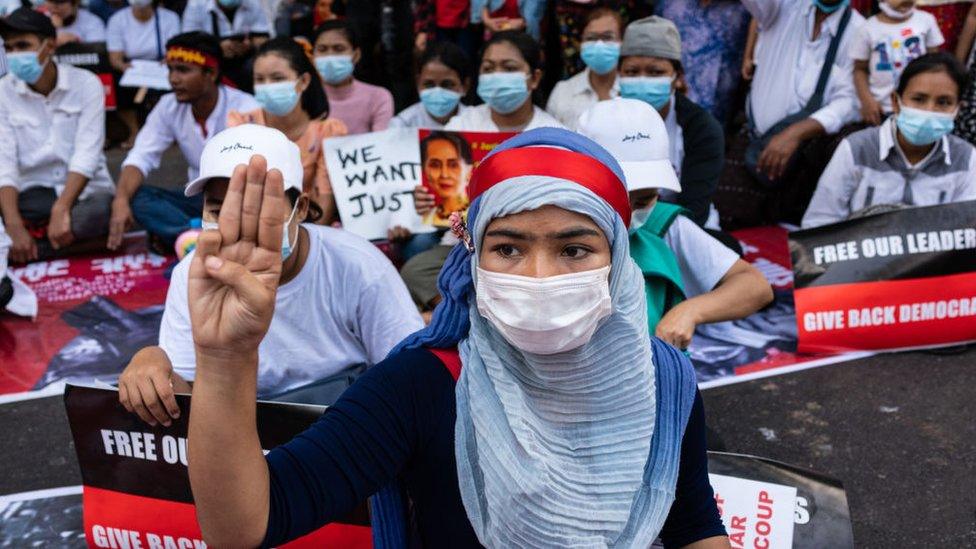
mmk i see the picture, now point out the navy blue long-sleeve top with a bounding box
[263,348,725,548]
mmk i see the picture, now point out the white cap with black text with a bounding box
[576,97,681,193]
[184,124,304,197]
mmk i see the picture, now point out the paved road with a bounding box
[703,346,976,547]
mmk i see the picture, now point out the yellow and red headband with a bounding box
[166,46,219,69]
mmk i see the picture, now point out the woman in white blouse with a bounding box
[107,0,181,147]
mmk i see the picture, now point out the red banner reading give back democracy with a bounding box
[64,385,372,548]
[789,201,976,354]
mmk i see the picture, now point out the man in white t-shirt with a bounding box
[579,98,773,348]
[118,124,424,427]
[850,1,944,124]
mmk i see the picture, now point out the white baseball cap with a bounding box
[576,97,681,193]
[184,124,304,197]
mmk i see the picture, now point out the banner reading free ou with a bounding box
[64,385,372,548]
[789,201,976,354]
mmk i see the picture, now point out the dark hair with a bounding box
[165,31,224,74]
[420,131,473,164]
[897,52,968,97]
[480,30,542,72]
[312,19,359,50]
[285,187,323,223]
[256,37,329,119]
[417,41,471,82]
[581,7,625,36]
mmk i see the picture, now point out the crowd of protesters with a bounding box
[3,0,976,546]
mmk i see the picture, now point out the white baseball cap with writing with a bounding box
[576,97,681,193]
[184,124,304,197]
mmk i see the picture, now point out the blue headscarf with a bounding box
[386,128,689,547]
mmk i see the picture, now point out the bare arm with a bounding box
[853,60,881,126]
[741,18,758,80]
[0,186,37,263]
[186,157,285,547]
[682,536,733,549]
[657,259,773,348]
[956,4,976,64]
[48,171,89,249]
[107,165,145,250]
[109,51,130,73]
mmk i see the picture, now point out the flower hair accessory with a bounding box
[449,211,474,253]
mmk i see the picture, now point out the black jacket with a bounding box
[674,94,725,226]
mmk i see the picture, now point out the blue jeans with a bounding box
[399,229,445,261]
[131,186,203,248]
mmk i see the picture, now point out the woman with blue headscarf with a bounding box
[184,128,730,549]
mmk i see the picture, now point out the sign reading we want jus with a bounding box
[323,128,431,241]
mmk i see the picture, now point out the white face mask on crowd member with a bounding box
[476,265,612,354]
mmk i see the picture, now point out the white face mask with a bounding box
[475,265,613,355]
[201,202,298,259]
[629,204,655,233]
[878,1,914,20]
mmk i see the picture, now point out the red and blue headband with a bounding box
[468,128,632,227]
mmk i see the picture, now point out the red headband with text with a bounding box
[165,46,219,69]
[469,147,632,227]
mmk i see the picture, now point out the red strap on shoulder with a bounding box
[428,347,462,382]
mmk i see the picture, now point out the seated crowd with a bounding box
[3,0,976,546]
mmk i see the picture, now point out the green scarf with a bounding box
[628,202,687,334]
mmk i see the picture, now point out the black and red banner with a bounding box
[789,201,976,353]
[64,384,372,548]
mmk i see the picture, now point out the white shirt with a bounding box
[445,104,565,132]
[181,0,271,38]
[389,101,469,129]
[744,0,865,134]
[159,224,424,396]
[0,65,113,198]
[107,7,182,61]
[664,95,684,180]
[802,117,976,228]
[545,69,619,130]
[663,215,739,298]
[849,12,944,112]
[122,85,259,180]
[60,9,107,43]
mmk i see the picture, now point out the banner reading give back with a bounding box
[64,385,371,548]
[789,201,976,353]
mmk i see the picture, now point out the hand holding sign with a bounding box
[188,156,285,358]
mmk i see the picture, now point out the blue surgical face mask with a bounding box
[420,87,462,119]
[217,0,241,8]
[7,50,46,85]
[255,80,301,116]
[315,55,354,85]
[580,41,621,76]
[813,0,849,14]
[477,72,530,115]
[619,76,674,110]
[201,201,299,260]
[896,105,956,146]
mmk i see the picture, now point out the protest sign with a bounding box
[324,128,428,241]
[708,452,854,549]
[1,237,170,395]
[693,226,873,389]
[0,486,85,546]
[789,201,976,354]
[418,130,514,227]
[64,384,372,548]
[119,60,171,91]
[53,42,116,110]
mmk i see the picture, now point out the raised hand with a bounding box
[188,155,286,357]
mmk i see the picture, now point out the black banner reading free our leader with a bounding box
[789,201,976,354]
[64,385,372,548]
